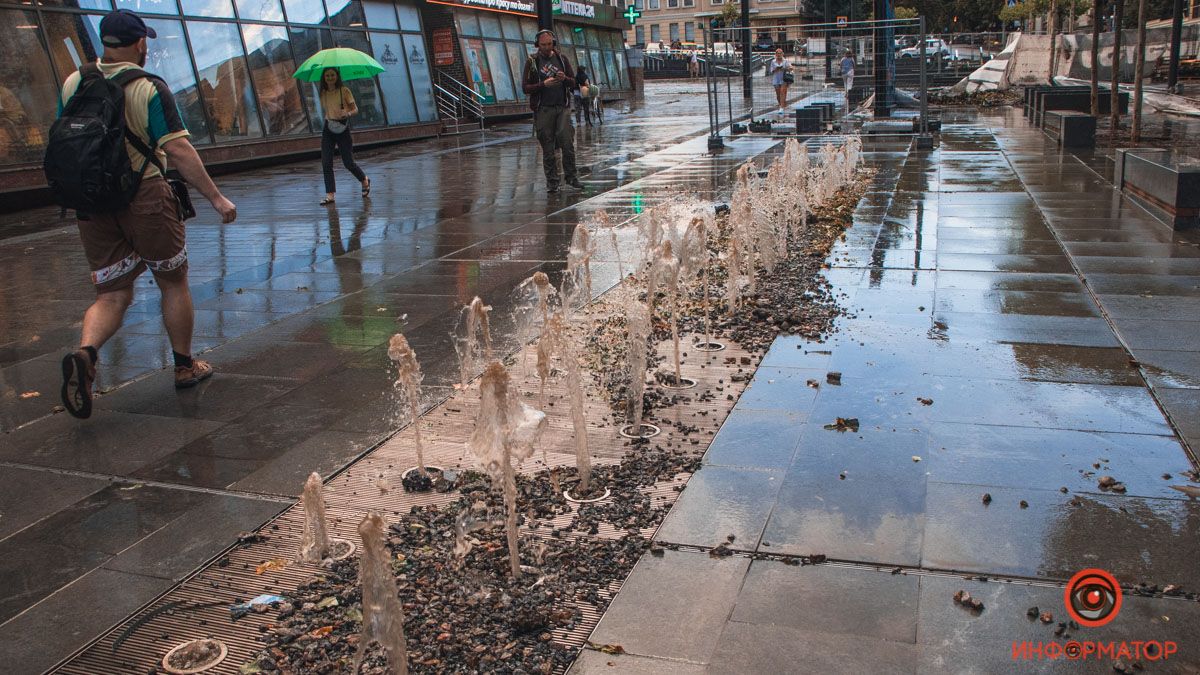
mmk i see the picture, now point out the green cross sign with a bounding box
[623,5,641,24]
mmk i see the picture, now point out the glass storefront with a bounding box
[451,9,628,105]
[0,0,437,167]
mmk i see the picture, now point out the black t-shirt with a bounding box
[535,53,569,107]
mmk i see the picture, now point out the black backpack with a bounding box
[44,64,160,214]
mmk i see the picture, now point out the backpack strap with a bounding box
[109,68,168,176]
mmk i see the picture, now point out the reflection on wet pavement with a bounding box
[589,109,1200,673]
[0,80,804,673]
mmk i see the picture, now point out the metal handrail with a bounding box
[433,71,485,132]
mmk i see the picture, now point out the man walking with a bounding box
[54,9,237,419]
[522,30,583,194]
[839,49,856,109]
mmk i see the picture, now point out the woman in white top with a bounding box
[767,48,793,112]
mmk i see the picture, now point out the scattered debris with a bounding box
[982,493,992,505]
[916,397,933,406]
[823,417,860,432]
[953,590,984,613]
[826,372,842,385]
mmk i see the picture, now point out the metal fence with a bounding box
[706,18,964,142]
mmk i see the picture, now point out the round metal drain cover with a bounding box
[692,341,727,352]
[660,376,698,390]
[161,639,227,674]
[330,538,356,561]
[563,487,612,504]
[619,423,661,439]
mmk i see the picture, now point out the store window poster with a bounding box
[460,37,495,104]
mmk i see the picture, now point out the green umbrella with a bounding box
[293,47,385,82]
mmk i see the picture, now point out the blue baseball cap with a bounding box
[99,9,157,47]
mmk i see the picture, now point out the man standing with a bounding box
[689,50,700,78]
[522,29,583,194]
[55,9,237,419]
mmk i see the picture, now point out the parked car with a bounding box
[754,35,774,52]
[898,38,954,59]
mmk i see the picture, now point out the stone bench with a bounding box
[1034,90,1128,126]
[794,107,822,133]
[1043,111,1096,148]
[1023,85,1091,118]
[1115,148,1200,230]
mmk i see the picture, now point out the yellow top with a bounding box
[319,86,355,120]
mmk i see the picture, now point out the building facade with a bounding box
[0,0,631,203]
[626,0,827,50]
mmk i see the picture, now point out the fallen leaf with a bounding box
[916,397,933,406]
[1169,485,1200,499]
[307,625,333,638]
[255,558,288,575]
[19,391,40,399]
[316,596,339,609]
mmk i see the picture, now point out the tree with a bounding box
[895,6,919,19]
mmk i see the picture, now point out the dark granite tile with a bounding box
[229,430,380,496]
[654,466,783,550]
[0,412,223,475]
[1096,294,1200,320]
[103,494,285,580]
[922,483,1200,586]
[1112,319,1200,352]
[587,549,749,664]
[1156,388,1200,446]
[0,467,108,540]
[731,561,920,643]
[924,423,1193,500]
[731,367,823,414]
[95,374,300,422]
[928,377,1172,435]
[1136,349,1200,389]
[708,621,918,675]
[0,567,171,675]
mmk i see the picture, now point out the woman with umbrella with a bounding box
[294,48,383,206]
[317,67,369,205]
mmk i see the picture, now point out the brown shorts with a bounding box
[77,177,188,292]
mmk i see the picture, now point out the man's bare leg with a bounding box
[156,274,194,358]
[81,287,134,350]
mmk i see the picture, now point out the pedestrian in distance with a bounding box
[522,29,583,194]
[573,65,593,127]
[45,8,237,419]
[767,47,794,112]
[318,67,370,206]
[840,49,856,108]
[689,50,700,78]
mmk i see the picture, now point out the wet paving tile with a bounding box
[1111,319,1200,352]
[587,549,749,664]
[102,494,285,581]
[229,430,379,496]
[924,423,1192,500]
[0,567,171,675]
[0,412,222,475]
[927,378,1171,435]
[708,619,918,675]
[933,289,1099,317]
[731,367,824,414]
[934,271,1084,293]
[654,466,784,550]
[95,373,300,422]
[1156,388,1200,446]
[933,313,1119,348]
[922,483,1200,586]
[1086,274,1200,297]
[0,467,108,540]
[1073,256,1200,275]
[702,411,806,471]
[569,651,706,674]
[761,463,926,565]
[916,575,1200,674]
[1136,350,1200,389]
[730,560,920,643]
[1095,294,1200,320]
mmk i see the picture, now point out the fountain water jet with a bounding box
[388,333,427,479]
[467,362,546,577]
[298,472,331,563]
[455,297,493,389]
[352,512,409,675]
